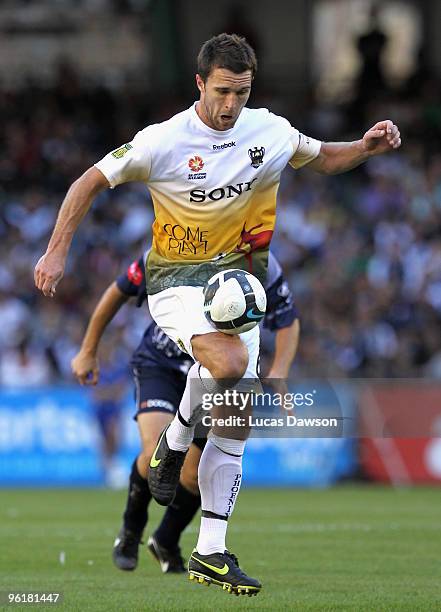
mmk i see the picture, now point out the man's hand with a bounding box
[262,374,293,417]
[33,168,110,297]
[362,120,401,155]
[71,350,99,385]
[34,252,65,297]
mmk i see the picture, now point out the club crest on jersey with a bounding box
[188,155,206,180]
[127,260,143,286]
[248,146,265,168]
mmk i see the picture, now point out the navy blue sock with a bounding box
[123,459,152,536]
[154,483,201,549]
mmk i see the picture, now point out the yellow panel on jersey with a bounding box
[147,246,271,294]
[146,183,279,293]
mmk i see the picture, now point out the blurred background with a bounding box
[1,0,441,488]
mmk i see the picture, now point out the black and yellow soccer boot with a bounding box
[188,549,262,596]
[148,425,187,506]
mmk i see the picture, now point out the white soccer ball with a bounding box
[203,269,267,335]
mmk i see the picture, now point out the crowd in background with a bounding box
[1,57,441,387]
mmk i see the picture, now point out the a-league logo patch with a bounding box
[176,338,187,353]
[188,155,206,180]
[111,143,133,158]
[188,155,204,172]
[248,146,265,168]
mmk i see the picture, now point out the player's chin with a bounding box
[218,114,236,129]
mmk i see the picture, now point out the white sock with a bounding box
[197,517,228,555]
[166,363,217,452]
[196,436,246,555]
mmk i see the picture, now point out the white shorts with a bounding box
[148,286,260,377]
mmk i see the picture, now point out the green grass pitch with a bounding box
[1,486,440,611]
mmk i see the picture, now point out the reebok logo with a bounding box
[213,141,236,150]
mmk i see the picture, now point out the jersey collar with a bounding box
[190,102,245,138]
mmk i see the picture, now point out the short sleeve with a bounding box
[289,131,322,169]
[94,129,152,188]
[263,274,299,331]
[116,256,147,306]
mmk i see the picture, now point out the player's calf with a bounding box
[112,457,151,571]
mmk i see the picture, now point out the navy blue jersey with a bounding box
[116,252,298,373]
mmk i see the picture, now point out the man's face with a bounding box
[196,67,252,131]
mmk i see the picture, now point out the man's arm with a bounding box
[71,282,128,385]
[264,318,300,416]
[267,318,300,379]
[307,120,401,175]
[34,167,110,297]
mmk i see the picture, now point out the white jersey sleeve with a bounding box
[289,131,322,169]
[94,128,152,188]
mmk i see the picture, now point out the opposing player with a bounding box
[71,250,299,573]
[35,33,401,595]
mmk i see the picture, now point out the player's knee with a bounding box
[210,345,248,381]
[139,441,156,472]
[134,451,149,479]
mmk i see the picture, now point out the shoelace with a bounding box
[225,551,239,565]
[224,550,253,579]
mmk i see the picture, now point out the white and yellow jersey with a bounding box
[95,103,321,294]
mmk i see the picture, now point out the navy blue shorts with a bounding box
[132,366,206,451]
[133,366,186,417]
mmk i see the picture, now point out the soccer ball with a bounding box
[203,269,267,335]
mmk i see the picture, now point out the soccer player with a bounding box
[71,250,299,573]
[35,33,401,595]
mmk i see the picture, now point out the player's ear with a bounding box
[196,74,205,94]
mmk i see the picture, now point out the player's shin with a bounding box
[113,457,152,571]
[153,482,201,549]
[196,435,245,555]
[166,362,217,451]
[123,457,152,534]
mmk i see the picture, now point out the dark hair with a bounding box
[197,33,257,81]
